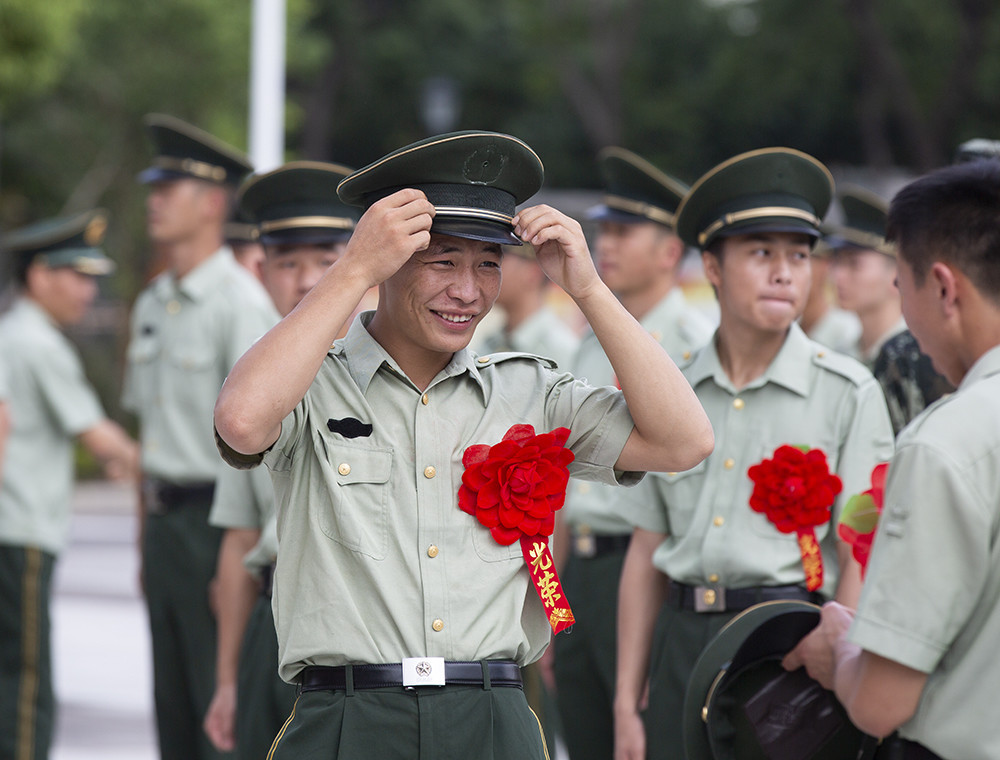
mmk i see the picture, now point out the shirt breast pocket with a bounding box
[315,434,393,560]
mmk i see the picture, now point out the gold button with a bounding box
[682,350,692,361]
[166,300,181,315]
[817,351,826,358]
[421,393,429,405]
[338,463,351,476]
[667,472,677,477]
[477,356,490,364]
[424,465,436,479]
[432,619,444,632]
[703,589,717,606]
[723,458,735,470]
[427,545,439,558]
[577,483,591,495]
[650,330,662,341]
[733,398,745,410]
[713,516,725,527]
[708,573,719,583]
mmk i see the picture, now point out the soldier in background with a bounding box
[478,243,579,370]
[0,210,138,760]
[121,114,276,760]
[203,161,357,760]
[553,147,714,760]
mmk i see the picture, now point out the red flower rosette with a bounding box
[747,445,843,591]
[459,424,576,633]
[837,463,889,577]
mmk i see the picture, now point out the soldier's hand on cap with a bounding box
[343,188,435,287]
[513,205,600,300]
[781,601,855,690]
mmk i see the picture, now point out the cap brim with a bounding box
[260,228,353,247]
[683,600,820,760]
[714,218,822,241]
[137,166,190,185]
[431,218,522,246]
[585,204,648,225]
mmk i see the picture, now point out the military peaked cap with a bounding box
[139,113,253,186]
[587,147,688,228]
[3,209,115,276]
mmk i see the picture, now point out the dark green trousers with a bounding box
[0,544,55,760]
[235,595,296,760]
[551,547,627,760]
[644,603,736,760]
[143,503,229,760]
[268,680,548,760]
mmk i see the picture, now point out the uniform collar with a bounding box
[638,287,686,331]
[687,321,813,397]
[14,296,60,330]
[152,246,233,303]
[340,311,486,401]
[959,343,1000,391]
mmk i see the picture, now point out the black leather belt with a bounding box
[668,581,823,613]
[876,736,945,760]
[259,563,275,598]
[571,532,631,559]
[299,660,522,691]
[142,478,215,515]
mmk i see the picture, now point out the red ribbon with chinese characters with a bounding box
[747,445,843,592]
[459,424,576,633]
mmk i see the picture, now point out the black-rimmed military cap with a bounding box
[2,209,115,276]
[337,131,544,246]
[823,185,894,258]
[587,147,688,228]
[676,148,834,250]
[138,113,253,186]
[683,601,873,760]
[954,138,1000,164]
[238,161,357,246]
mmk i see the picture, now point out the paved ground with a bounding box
[51,480,157,760]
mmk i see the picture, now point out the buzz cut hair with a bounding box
[886,160,1000,300]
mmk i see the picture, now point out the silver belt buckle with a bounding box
[402,656,446,688]
[573,533,596,558]
[694,586,726,613]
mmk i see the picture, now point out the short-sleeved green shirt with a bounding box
[623,324,894,598]
[849,345,1000,760]
[252,312,640,681]
[122,248,278,483]
[563,287,715,536]
[209,464,277,574]
[0,298,105,553]
[478,306,580,371]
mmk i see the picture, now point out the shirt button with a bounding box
[708,573,720,583]
[650,330,662,341]
[682,351,692,361]
[424,466,436,479]
[421,393,429,405]
[166,300,181,315]
[733,398,745,410]
[338,463,351,476]
[477,356,491,364]
[432,619,444,632]
[723,458,735,470]
[713,516,725,527]
[427,545,439,558]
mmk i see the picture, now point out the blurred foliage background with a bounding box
[1,0,999,440]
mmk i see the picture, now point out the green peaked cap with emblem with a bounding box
[587,146,688,228]
[676,148,834,250]
[3,208,115,275]
[823,185,894,258]
[139,113,253,186]
[337,130,544,246]
[238,161,358,246]
[682,600,873,760]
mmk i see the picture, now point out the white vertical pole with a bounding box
[249,0,286,173]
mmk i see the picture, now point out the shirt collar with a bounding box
[686,322,814,397]
[959,343,1000,391]
[152,246,233,303]
[639,287,685,331]
[340,311,487,402]
[15,296,59,330]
